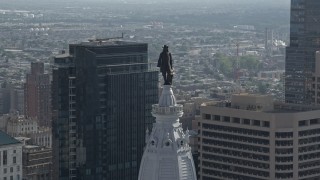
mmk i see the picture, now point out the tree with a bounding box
[214,53,234,78]
[240,55,259,71]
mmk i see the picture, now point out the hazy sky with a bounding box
[2,0,290,5]
[1,0,290,13]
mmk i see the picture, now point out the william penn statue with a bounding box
[157,45,173,85]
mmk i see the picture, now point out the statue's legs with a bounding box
[167,74,173,85]
[162,69,173,85]
[162,72,168,85]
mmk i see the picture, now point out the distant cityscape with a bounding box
[0,0,320,180]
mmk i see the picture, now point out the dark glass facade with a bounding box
[52,41,158,180]
[285,0,320,104]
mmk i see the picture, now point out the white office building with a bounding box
[0,130,23,180]
[198,94,320,180]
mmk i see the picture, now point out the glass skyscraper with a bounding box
[285,0,320,104]
[52,41,158,180]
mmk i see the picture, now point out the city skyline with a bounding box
[1,0,320,180]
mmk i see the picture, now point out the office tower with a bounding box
[10,87,24,115]
[285,0,320,104]
[198,94,320,179]
[0,130,23,180]
[0,82,12,114]
[138,85,197,180]
[52,40,158,180]
[25,62,51,127]
[0,83,24,115]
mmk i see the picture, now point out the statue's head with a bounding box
[163,45,169,51]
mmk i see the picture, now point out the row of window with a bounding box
[201,123,270,138]
[276,132,293,139]
[275,172,293,179]
[276,148,293,155]
[299,168,320,178]
[201,145,269,162]
[276,156,293,163]
[299,128,320,137]
[299,161,320,170]
[275,164,293,171]
[202,168,268,180]
[299,119,320,127]
[201,153,269,169]
[299,136,320,145]
[202,161,269,177]
[2,175,19,180]
[299,152,320,162]
[275,140,293,147]
[3,165,20,174]
[202,131,269,146]
[201,138,269,154]
[202,114,270,127]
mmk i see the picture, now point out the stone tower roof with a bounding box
[138,85,197,180]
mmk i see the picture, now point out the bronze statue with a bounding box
[157,45,173,85]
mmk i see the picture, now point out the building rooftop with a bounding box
[202,94,320,113]
[24,145,39,149]
[0,130,21,146]
[76,40,144,47]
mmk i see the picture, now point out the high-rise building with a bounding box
[0,82,12,114]
[52,40,158,180]
[0,83,24,115]
[24,62,51,127]
[285,0,320,104]
[138,85,197,180]
[10,87,24,115]
[198,94,320,180]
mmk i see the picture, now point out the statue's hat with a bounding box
[162,45,169,49]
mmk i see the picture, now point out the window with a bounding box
[299,120,307,127]
[243,119,250,125]
[3,150,7,165]
[263,121,270,127]
[13,157,16,164]
[10,176,12,180]
[223,116,230,122]
[10,167,13,173]
[214,115,220,121]
[3,168,7,174]
[253,120,260,126]
[203,114,211,120]
[17,166,20,172]
[233,117,240,124]
[3,177,7,180]
[310,119,318,125]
